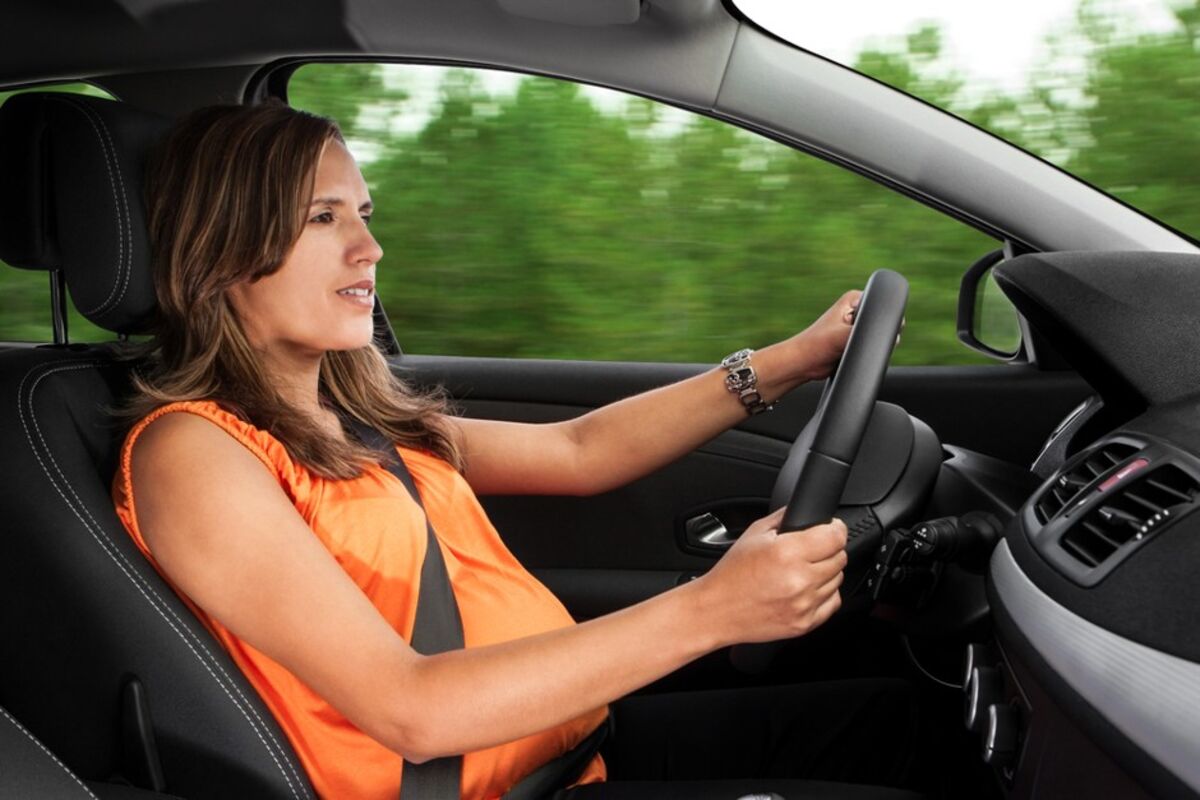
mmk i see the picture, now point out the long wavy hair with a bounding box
[125,101,461,478]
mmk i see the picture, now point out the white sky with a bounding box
[735,0,1181,93]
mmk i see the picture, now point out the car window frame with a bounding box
[255,57,1040,367]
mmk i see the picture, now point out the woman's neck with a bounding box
[244,343,350,438]
[257,350,342,434]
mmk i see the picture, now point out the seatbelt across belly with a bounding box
[349,420,465,799]
[349,419,608,799]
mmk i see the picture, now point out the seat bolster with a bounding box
[0,347,314,799]
[0,704,100,799]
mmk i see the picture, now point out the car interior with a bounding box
[1,1,1198,799]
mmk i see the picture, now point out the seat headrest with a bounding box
[0,93,171,334]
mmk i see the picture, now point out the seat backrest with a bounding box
[1,699,185,799]
[0,93,315,799]
[0,700,102,799]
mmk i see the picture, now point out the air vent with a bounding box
[1035,442,1140,523]
[1060,464,1200,568]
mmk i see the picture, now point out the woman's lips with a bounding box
[336,282,374,307]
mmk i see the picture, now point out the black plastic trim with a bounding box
[956,249,1024,362]
[1024,434,1200,587]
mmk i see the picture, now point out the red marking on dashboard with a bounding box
[1099,458,1150,491]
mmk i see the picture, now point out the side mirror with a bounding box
[957,249,1023,360]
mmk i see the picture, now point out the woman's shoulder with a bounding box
[115,399,312,523]
[122,399,287,477]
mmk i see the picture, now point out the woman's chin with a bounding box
[321,327,377,353]
[328,340,376,353]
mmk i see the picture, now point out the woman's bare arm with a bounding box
[451,291,860,496]
[131,411,847,761]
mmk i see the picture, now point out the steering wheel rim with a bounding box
[772,269,909,532]
[729,270,907,675]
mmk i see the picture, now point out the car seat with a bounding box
[0,92,315,799]
[0,700,185,799]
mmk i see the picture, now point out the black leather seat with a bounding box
[0,701,183,799]
[1,700,107,799]
[0,93,315,798]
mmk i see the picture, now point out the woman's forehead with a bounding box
[312,138,370,203]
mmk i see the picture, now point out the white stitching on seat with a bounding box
[19,361,308,798]
[45,98,128,319]
[17,360,310,799]
[24,364,306,791]
[0,705,101,799]
[46,97,126,318]
[79,103,134,318]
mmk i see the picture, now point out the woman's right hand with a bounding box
[694,507,848,647]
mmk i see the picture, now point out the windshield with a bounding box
[734,0,1200,240]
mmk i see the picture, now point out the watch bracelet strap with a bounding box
[737,386,770,415]
[722,349,772,415]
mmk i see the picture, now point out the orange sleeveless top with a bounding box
[112,400,607,799]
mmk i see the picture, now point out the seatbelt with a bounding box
[348,420,465,799]
[349,419,609,799]
[501,716,610,800]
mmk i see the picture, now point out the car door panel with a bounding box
[402,356,1091,460]
[397,355,1091,618]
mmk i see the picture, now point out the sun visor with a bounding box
[496,0,640,26]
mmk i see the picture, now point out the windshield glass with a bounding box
[734,0,1200,240]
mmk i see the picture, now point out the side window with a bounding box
[289,64,999,365]
[0,83,115,343]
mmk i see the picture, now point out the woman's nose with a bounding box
[352,225,384,265]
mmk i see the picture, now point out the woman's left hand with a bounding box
[787,290,863,383]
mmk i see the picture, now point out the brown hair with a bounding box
[126,101,461,478]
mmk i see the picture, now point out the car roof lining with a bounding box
[2,0,737,106]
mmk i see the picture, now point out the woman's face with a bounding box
[229,138,383,362]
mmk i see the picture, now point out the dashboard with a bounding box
[972,251,1200,798]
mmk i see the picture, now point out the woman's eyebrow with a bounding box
[310,197,374,212]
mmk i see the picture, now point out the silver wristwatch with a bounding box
[721,348,771,415]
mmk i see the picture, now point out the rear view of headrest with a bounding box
[0,93,170,334]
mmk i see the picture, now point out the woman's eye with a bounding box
[361,215,372,226]
[310,211,334,224]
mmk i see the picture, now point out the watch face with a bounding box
[722,348,753,368]
[725,366,755,392]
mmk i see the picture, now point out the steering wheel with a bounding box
[731,268,908,672]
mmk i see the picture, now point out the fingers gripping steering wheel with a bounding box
[773,269,909,531]
[731,268,908,673]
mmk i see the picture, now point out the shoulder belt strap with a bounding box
[348,419,609,799]
[348,420,463,800]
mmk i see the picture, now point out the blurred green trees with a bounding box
[1,1,1197,364]
[299,62,1000,364]
[284,0,1200,364]
[1063,0,1200,237]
